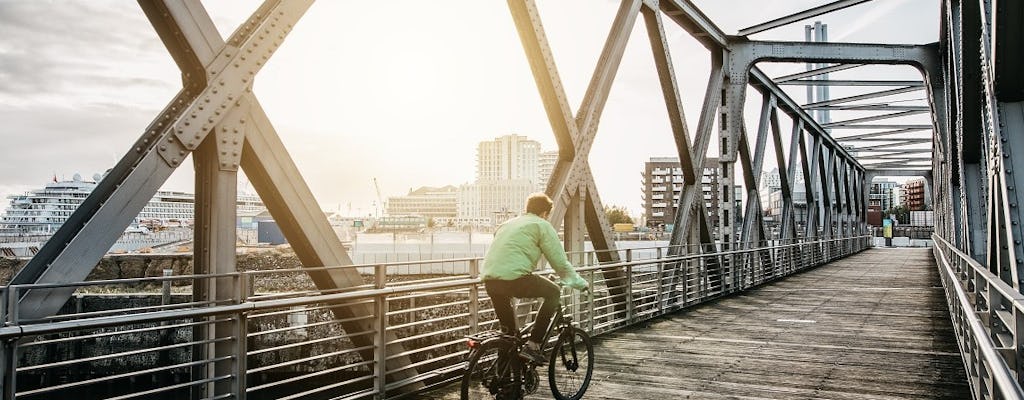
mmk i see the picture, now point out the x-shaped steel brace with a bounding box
[508,0,643,262]
[12,0,420,393]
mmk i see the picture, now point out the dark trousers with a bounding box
[484,274,560,343]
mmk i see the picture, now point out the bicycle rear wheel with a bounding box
[547,327,594,400]
[462,339,522,400]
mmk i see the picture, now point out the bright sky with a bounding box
[0,1,938,218]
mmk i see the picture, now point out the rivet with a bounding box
[194,134,201,139]
[233,129,239,134]
[168,137,175,143]
[184,121,190,126]
[222,127,227,132]
[212,89,218,94]
[204,98,211,103]
[221,162,227,167]
[221,151,227,155]
[240,119,245,124]
[135,147,142,152]
[143,138,149,144]
[208,118,214,123]
[159,145,166,151]
[179,150,186,156]
[189,141,195,147]
[197,105,204,111]
[232,163,238,168]
[172,159,178,164]
[233,140,239,145]
[232,152,238,156]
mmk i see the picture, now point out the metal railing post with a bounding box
[1,287,16,399]
[374,264,388,399]
[162,269,173,306]
[656,260,665,314]
[235,272,249,400]
[468,260,479,333]
[587,270,595,334]
[625,264,633,324]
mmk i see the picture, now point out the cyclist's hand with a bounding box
[561,274,589,291]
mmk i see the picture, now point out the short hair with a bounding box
[525,193,553,216]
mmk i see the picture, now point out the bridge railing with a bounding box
[932,235,1024,399]
[0,235,869,399]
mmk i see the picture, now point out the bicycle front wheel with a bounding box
[462,339,520,400]
[547,327,594,400]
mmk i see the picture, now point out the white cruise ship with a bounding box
[0,173,266,236]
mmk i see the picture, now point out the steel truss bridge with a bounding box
[0,0,1021,399]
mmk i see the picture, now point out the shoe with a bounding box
[518,345,547,365]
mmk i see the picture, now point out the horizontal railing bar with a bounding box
[18,336,231,372]
[21,299,225,324]
[21,317,228,347]
[16,355,232,397]
[248,334,373,357]
[933,235,1024,399]
[247,362,374,393]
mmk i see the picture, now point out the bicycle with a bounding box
[460,285,594,400]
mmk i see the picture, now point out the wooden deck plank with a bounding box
[425,248,970,399]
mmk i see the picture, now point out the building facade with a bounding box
[903,178,927,211]
[538,150,558,192]
[642,157,732,231]
[869,179,899,212]
[458,135,547,226]
[386,186,458,220]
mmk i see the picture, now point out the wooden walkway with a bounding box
[430,247,970,399]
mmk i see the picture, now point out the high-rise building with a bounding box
[458,135,544,226]
[642,157,734,230]
[903,178,927,211]
[538,150,558,192]
[869,179,899,211]
[476,134,541,181]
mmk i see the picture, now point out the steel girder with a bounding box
[937,0,1024,295]
[8,1,423,396]
[653,1,871,289]
[507,0,636,310]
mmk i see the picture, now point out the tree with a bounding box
[604,205,633,225]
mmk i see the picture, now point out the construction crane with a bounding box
[372,177,384,219]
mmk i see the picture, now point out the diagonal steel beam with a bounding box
[13,0,312,319]
[509,1,640,314]
[641,5,716,255]
[779,80,925,87]
[774,63,865,83]
[831,127,931,140]
[737,0,873,36]
[820,110,929,127]
[804,104,931,111]
[803,86,924,108]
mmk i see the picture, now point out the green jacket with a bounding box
[482,213,587,289]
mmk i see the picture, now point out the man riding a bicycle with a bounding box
[481,193,589,365]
